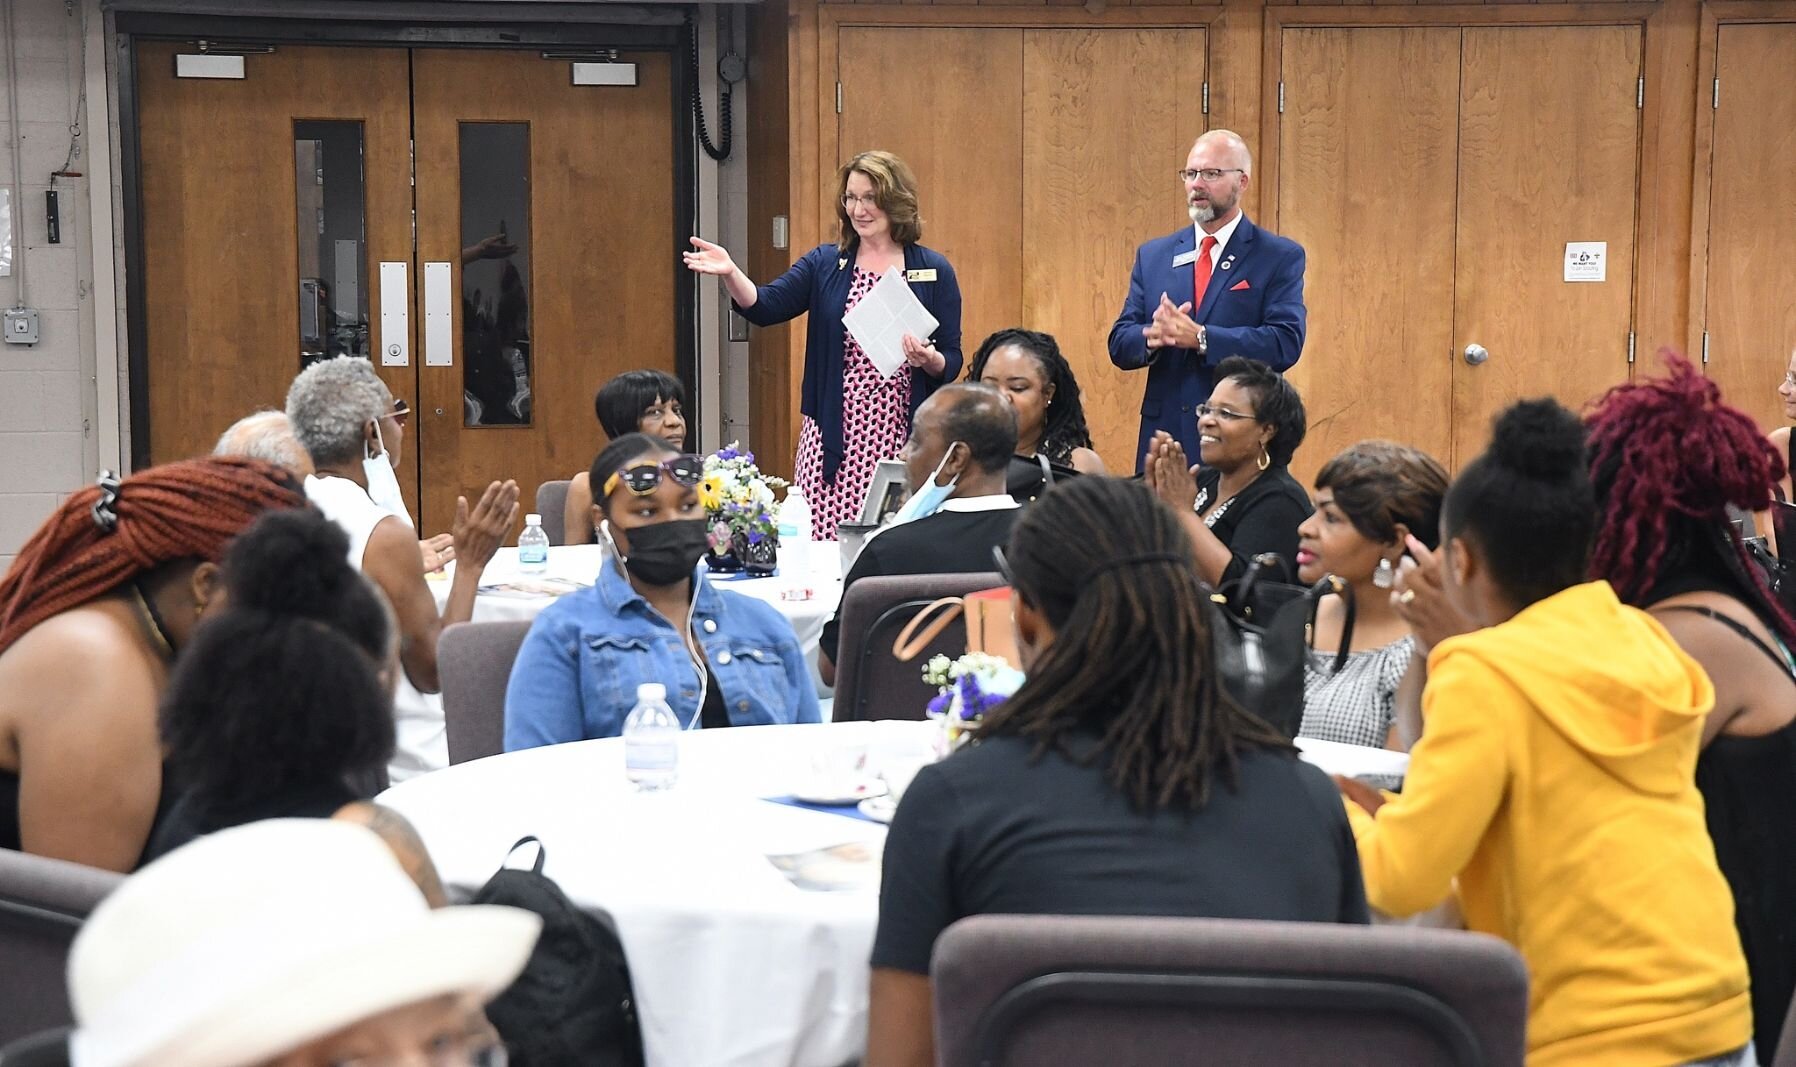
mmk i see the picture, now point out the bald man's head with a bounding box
[215,410,315,477]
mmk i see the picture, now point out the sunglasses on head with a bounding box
[603,454,705,499]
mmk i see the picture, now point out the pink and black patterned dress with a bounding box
[794,265,913,539]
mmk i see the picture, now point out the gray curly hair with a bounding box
[285,356,390,468]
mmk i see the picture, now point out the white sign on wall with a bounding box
[1564,241,1607,283]
[0,189,12,278]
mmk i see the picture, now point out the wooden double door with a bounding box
[1275,23,1645,482]
[137,43,678,531]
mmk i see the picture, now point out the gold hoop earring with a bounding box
[1256,445,1271,472]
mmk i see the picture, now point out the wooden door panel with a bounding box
[837,27,1025,379]
[1451,25,1642,465]
[1275,26,1459,487]
[411,50,676,534]
[1702,22,1796,432]
[138,43,415,505]
[1020,28,1206,474]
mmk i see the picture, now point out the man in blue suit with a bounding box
[1108,130,1306,471]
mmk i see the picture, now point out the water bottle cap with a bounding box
[524,513,542,526]
[637,682,667,702]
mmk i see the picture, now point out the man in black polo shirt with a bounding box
[818,384,1021,687]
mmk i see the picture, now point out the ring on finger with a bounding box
[1398,589,1417,604]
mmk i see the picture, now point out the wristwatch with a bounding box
[1196,324,1208,355]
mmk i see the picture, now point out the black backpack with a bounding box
[471,837,645,1067]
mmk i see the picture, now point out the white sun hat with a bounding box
[67,818,541,1067]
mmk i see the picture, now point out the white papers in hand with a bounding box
[842,266,939,380]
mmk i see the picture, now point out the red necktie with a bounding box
[1193,235,1218,314]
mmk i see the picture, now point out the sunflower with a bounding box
[698,473,725,511]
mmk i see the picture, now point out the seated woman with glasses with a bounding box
[1143,356,1311,585]
[504,434,819,748]
[561,369,689,546]
[866,477,1367,1067]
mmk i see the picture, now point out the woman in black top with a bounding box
[967,328,1106,475]
[1143,356,1311,585]
[1587,356,1796,1061]
[866,477,1368,1067]
[149,509,446,904]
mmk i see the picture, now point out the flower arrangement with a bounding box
[922,652,1026,751]
[699,443,787,564]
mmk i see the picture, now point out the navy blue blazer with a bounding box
[734,242,963,482]
[1107,217,1306,470]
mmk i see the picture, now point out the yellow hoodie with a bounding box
[1348,581,1750,1066]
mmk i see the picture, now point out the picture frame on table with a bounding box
[858,460,909,527]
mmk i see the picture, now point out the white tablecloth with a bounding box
[379,722,1410,1067]
[429,542,844,696]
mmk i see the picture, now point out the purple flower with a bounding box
[747,530,764,544]
[927,691,953,717]
[716,446,740,461]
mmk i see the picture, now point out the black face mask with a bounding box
[617,518,710,586]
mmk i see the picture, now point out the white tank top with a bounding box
[304,474,447,783]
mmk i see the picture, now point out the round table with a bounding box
[429,542,844,697]
[379,722,1410,1067]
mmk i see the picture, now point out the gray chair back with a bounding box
[535,479,573,547]
[439,620,535,764]
[832,572,1003,722]
[0,850,123,1043]
[933,914,1529,1067]
[1774,989,1796,1067]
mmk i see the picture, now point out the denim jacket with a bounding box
[503,562,820,750]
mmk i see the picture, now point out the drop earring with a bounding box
[1373,557,1396,590]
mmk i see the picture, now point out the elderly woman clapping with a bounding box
[286,357,518,780]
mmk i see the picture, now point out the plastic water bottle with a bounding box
[518,513,550,575]
[623,683,680,791]
[778,486,814,544]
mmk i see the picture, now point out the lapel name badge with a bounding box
[905,268,938,283]
[1172,249,1200,268]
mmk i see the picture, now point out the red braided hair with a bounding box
[1586,352,1796,646]
[0,457,307,655]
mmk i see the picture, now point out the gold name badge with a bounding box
[905,268,938,283]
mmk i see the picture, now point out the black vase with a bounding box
[706,542,743,574]
[733,530,780,576]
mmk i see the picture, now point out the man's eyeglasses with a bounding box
[1195,403,1257,422]
[601,455,705,499]
[1177,168,1245,184]
[386,398,411,428]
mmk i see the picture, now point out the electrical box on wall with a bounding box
[4,308,40,346]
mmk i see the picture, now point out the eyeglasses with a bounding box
[386,397,411,428]
[601,454,705,499]
[1177,168,1245,184]
[841,193,881,210]
[328,1036,507,1067]
[1196,402,1257,422]
[1782,371,1796,387]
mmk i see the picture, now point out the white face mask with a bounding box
[364,421,414,528]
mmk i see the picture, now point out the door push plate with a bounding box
[378,261,408,366]
[424,261,454,367]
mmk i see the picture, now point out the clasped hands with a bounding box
[1142,293,1203,351]
[1141,431,1201,513]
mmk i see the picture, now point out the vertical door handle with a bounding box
[378,262,409,366]
[424,261,453,367]
[1463,343,1490,366]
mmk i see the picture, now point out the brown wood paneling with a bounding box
[1451,24,1642,465]
[1020,27,1207,472]
[411,49,676,533]
[836,26,1026,365]
[749,0,799,481]
[1699,20,1796,430]
[1276,26,1459,487]
[1633,0,1698,360]
[138,43,414,504]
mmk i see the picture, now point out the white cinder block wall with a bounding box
[0,0,103,573]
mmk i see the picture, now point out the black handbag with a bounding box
[1208,553,1356,739]
[1005,453,1081,505]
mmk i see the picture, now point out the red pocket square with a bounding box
[1229,280,1251,291]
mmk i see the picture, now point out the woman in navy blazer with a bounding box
[684,150,962,538]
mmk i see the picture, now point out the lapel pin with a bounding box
[1221,258,1234,271]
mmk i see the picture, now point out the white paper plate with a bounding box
[857,795,898,824]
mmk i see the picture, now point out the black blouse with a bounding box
[1195,465,1312,585]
